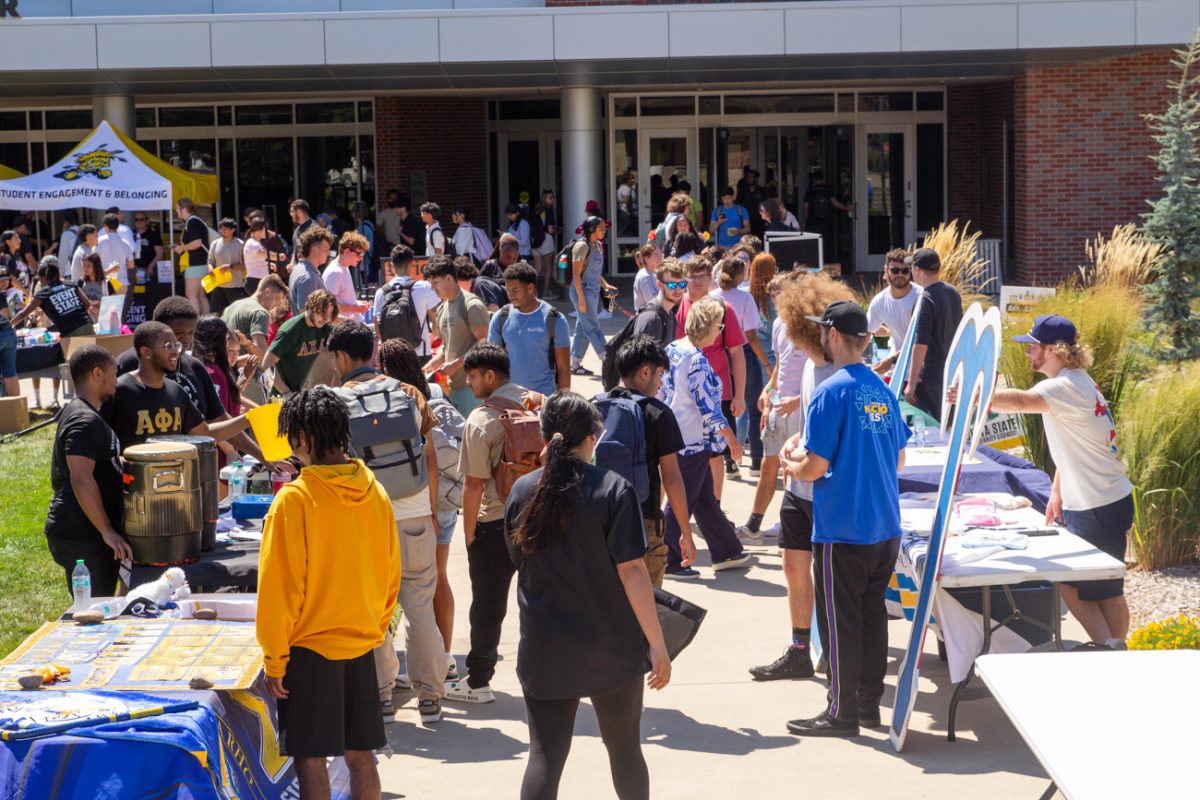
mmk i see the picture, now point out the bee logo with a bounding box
[53,145,127,181]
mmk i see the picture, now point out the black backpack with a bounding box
[528,213,546,249]
[378,277,428,348]
[600,301,676,392]
[430,224,456,257]
[494,303,562,376]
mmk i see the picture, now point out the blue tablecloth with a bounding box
[899,433,1052,512]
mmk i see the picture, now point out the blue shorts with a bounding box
[437,510,457,546]
[0,330,16,379]
[1063,493,1133,601]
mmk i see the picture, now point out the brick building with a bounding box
[0,0,1192,284]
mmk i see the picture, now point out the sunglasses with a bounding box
[888,267,911,275]
[664,280,688,291]
[154,341,184,353]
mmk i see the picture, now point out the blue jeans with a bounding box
[437,510,457,546]
[568,284,607,361]
[742,343,765,464]
[0,329,16,380]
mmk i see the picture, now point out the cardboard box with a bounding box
[0,396,30,434]
[61,334,134,360]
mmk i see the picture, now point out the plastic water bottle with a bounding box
[912,415,927,447]
[228,461,246,500]
[72,560,91,615]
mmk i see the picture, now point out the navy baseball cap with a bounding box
[1012,314,1078,345]
[806,300,870,337]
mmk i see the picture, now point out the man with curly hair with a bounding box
[984,314,1134,649]
[262,289,339,395]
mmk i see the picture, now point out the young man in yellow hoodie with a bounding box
[257,386,400,799]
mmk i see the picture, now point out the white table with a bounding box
[898,505,1126,740]
[976,651,1198,799]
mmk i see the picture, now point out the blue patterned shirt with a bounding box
[660,340,728,457]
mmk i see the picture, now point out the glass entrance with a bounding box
[496,132,560,232]
[636,128,696,245]
[857,125,915,271]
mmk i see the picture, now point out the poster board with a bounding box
[999,285,1056,321]
[382,255,430,284]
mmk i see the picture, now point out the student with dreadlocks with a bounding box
[257,387,400,798]
[504,391,670,800]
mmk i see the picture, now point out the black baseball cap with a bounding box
[805,300,870,337]
[906,247,941,271]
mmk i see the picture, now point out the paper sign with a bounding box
[96,295,124,335]
[999,285,1056,321]
[156,260,174,284]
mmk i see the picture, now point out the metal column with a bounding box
[561,86,602,235]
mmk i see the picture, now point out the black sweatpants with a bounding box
[465,519,516,689]
[522,677,648,800]
[47,537,123,598]
[814,537,900,722]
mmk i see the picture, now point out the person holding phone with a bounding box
[709,186,750,249]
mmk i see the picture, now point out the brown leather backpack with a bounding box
[482,393,544,502]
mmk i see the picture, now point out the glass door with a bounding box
[637,128,697,245]
[496,132,559,234]
[856,125,915,272]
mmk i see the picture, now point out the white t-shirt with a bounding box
[711,286,762,333]
[634,268,658,311]
[117,223,136,254]
[95,231,134,285]
[322,259,358,314]
[867,285,922,348]
[372,277,440,357]
[1032,369,1132,511]
[789,358,839,500]
[772,318,806,397]
[243,237,269,279]
[426,223,446,257]
[452,224,475,260]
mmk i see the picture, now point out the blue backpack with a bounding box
[592,391,650,504]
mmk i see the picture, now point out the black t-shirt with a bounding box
[913,281,964,398]
[46,398,124,543]
[629,300,676,351]
[291,218,314,256]
[401,214,424,255]
[480,259,505,281]
[115,349,225,421]
[472,277,505,309]
[101,372,205,449]
[606,388,685,521]
[803,184,835,227]
[182,216,209,266]
[504,464,648,700]
[34,282,92,334]
[135,227,164,272]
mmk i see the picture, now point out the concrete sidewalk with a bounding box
[378,330,1060,800]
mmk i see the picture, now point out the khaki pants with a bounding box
[373,516,445,702]
[643,516,667,588]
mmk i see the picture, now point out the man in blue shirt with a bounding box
[780,300,909,738]
[708,186,750,249]
[488,262,570,396]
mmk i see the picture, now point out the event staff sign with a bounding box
[889,303,1002,752]
[0,619,263,692]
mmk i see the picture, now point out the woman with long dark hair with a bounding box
[505,391,670,800]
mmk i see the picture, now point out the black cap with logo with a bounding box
[805,300,870,337]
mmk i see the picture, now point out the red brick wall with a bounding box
[947,82,1012,245]
[374,96,488,236]
[1012,49,1174,285]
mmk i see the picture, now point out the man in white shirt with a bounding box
[322,230,370,319]
[971,314,1134,649]
[52,212,79,269]
[95,213,135,289]
[866,247,921,369]
[105,206,137,253]
[372,244,440,364]
[421,202,446,257]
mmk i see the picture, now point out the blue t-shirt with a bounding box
[805,363,911,545]
[711,204,748,247]
[488,300,569,396]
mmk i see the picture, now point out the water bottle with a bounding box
[72,560,91,615]
[912,415,927,447]
[228,461,246,500]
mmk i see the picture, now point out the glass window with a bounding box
[917,91,945,111]
[639,97,695,117]
[236,138,295,236]
[159,138,216,174]
[158,107,214,127]
[136,140,158,157]
[0,112,26,131]
[31,144,45,173]
[44,109,93,129]
[235,105,293,126]
[724,128,752,189]
[698,128,715,225]
[855,93,914,112]
[699,96,720,116]
[613,97,636,118]
[497,100,560,120]
[217,106,233,126]
[358,101,373,123]
[46,141,75,167]
[916,123,945,232]
[488,101,498,121]
[219,139,235,222]
[359,134,375,210]
[29,111,43,131]
[297,136,359,217]
[724,94,835,115]
[136,108,157,128]
[297,102,355,124]
[613,129,638,239]
[0,142,29,174]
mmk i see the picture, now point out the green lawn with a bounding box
[0,425,68,656]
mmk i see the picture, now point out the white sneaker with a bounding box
[762,522,782,539]
[446,659,459,682]
[712,553,754,572]
[598,309,612,319]
[395,672,412,690]
[736,526,765,546]
[445,680,495,704]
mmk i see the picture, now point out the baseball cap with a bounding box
[805,300,870,337]
[906,247,940,271]
[1012,314,1078,345]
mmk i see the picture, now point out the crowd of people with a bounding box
[9,184,1135,799]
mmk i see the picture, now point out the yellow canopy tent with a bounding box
[63,121,219,206]
[0,164,23,181]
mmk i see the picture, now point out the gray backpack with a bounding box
[336,368,428,501]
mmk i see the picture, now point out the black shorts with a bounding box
[277,646,385,758]
[1063,493,1133,601]
[778,491,814,551]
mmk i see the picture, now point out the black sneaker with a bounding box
[858,705,883,729]
[570,365,594,376]
[787,710,859,737]
[725,458,739,475]
[749,646,815,681]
